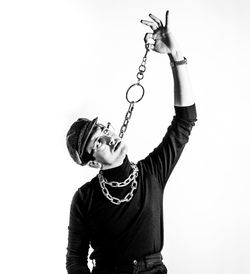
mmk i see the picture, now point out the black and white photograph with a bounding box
[1,0,250,274]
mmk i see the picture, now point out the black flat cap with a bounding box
[66,117,98,165]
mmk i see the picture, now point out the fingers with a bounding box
[165,10,169,28]
[149,13,163,28]
[147,44,155,50]
[141,11,169,30]
[144,33,155,51]
[140,19,158,31]
[144,33,155,43]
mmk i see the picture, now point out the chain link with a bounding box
[99,170,136,188]
[119,46,150,139]
[119,102,135,139]
[98,163,139,205]
[136,50,148,82]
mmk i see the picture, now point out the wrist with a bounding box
[165,32,183,60]
[168,52,187,68]
[168,50,184,62]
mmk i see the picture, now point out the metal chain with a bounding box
[98,163,139,205]
[119,46,150,139]
[136,48,149,82]
[99,162,137,187]
[119,102,135,139]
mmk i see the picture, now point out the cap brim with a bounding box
[78,117,98,159]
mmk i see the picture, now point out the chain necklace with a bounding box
[98,163,139,205]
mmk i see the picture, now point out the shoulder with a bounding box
[136,160,150,178]
[73,176,98,203]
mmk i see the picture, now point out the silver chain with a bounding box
[119,46,150,139]
[98,163,139,205]
[119,102,135,139]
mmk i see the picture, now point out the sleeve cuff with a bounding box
[174,103,197,121]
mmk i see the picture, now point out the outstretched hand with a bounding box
[141,10,176,54]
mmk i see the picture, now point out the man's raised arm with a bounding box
[141,10,195,107]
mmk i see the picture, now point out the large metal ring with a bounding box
[126,83,145,103]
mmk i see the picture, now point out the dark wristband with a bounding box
[170,57,187,67]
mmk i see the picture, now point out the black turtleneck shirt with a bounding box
[66,104,197,274]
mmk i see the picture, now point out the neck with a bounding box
[101,155,132,182]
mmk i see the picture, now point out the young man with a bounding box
[66,11,197,274]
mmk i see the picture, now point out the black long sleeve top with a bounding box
[66,104,197,274]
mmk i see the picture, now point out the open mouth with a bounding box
[113,140,121,152]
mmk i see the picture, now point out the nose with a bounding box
[100,135,115,146]
[108,136,116,146]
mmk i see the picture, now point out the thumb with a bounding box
[144,32,155,44]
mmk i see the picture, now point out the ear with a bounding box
[88,161,102,169]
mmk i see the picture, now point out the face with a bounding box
[86,123,128,169]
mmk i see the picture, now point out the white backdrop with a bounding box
[1,0,250,273]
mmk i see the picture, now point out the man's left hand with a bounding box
[141,10,177,55]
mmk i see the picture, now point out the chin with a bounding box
[101,143,128,167]
[120,142,128,156]
[112,143,127,165]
